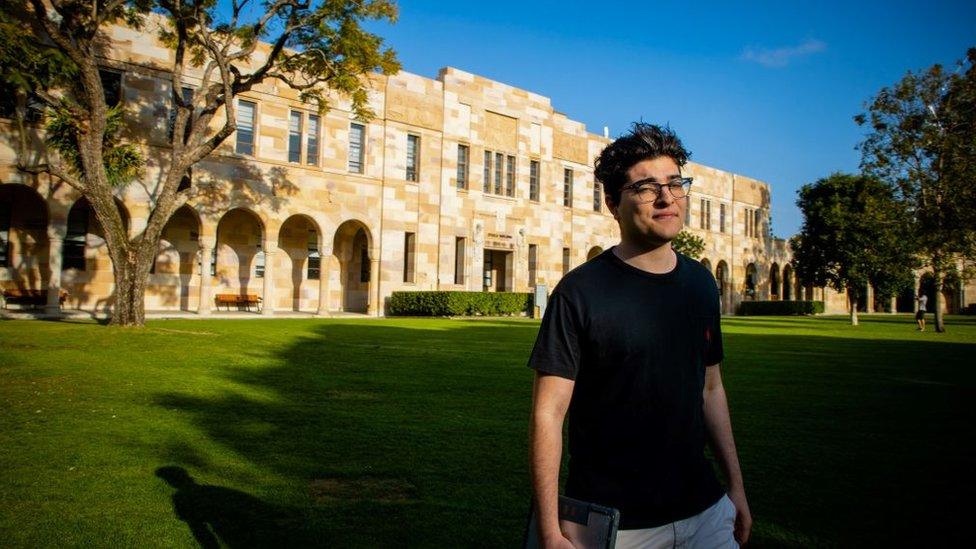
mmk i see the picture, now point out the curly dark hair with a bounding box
[594,123,690,205]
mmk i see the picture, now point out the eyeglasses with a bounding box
[619,177,693,203]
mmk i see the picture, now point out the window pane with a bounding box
[457,145,469,189]
[406,134,419,182]
[562,247,570,275]
[0,201,10,268]
[494,153,503,195]
[236,100,256,156]
[349,123,365,173]
[529,160,540,201]
[99,70,122,107]
[403,232,415,282]
[563,169,573,207]
[593,182,602,212]
[483,150,492,192]
[307,115,319,166]
[288,111,302,163]
[506,155,515,197]
[528,244,537,286]
[454,237,465,284]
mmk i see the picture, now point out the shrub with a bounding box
[388,291,533,316]
[737,300,825,316]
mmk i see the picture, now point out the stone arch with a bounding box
[332,219,374,313]
[148,205,203,311]
[59,196,129,311]
[0,184,50,292]
[700,257,712,272]
[715,260,729,314]
[744,262,758,301]
[782,264,794,300]
[276,213,323,312]
[214,208,265,299]
[586,246,604,261]
[770,262,781,300]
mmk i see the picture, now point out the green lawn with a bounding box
[1,315,973,547]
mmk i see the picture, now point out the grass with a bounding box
[0,314,973,547]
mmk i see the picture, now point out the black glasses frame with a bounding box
[619,177,693,203]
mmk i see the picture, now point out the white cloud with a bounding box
[740,39,827,68]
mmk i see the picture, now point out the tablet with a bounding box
[524,495,620,549]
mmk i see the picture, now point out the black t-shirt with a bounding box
[528,248,725,529]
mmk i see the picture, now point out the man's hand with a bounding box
[541,532,576,549]
[728,487,752,545]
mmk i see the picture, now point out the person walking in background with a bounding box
[915,291,928,331]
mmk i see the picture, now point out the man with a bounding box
[915,291,928,331]
[528,123,751,548]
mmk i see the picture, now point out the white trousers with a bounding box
[615,494,738,549]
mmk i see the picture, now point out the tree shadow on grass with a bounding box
[151,319,974,547]
[153,320,541,547]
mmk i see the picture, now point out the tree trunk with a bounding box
[108,250,149,326]
[933,264,946,333]
[849,288,859,326]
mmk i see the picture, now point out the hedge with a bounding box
[737,300,824,316]
[388,291,533,316]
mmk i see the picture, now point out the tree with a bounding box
[855,48,976,332]
[0,0,399,326]
[672,230,705,259]
[791,173,917,326]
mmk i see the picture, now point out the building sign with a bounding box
[485,232,514,250]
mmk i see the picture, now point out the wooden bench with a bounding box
[214,293,262,312]
[1,288,68,309]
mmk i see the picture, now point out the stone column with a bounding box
[317,246,332,316]
[197,236,214,316]
[262,242,276,316]
[367,250,380,316]
[889,296,897,314]
[45,223,67,316]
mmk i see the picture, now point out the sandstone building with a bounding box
[1,22,821,317]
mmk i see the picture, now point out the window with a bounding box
[685,202,691,226]
[99,69,122,107]
[720,203,726,233]
[254,243,265,278]
[529,160,540,201]
[403,232,415,283]
[457,145,469,189]
[483,251,493,290]
[349,123,365,173]
[210,245,217,276]
[306,230,320,280]
[236,100,256,156]
[0,81,15,119]
[360,247,370,283]
[483,151,492,192]
[593,182,602,212]
[454,237,465,284]
[563,169,573,207]
[306,114,320,166]
[506,155,516,197]
[494,152,503,195]
[562,247,571,275]
[700,199,711,230]
[528,244,538,286]
[288,110,302,163]
[755,209,763,238]
[0,201,10,267]
[63,206,89,271]
[406,134,420,182]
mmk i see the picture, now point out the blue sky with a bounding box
[367,0,976,237]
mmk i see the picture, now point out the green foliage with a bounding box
[736,300,824,316]
[45,104,143,188]
[672,230,706,259]
[388,291,533,317]
[855,48,976,277]
[792,173,917,305]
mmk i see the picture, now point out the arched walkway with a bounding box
[782,264,794,300]
[148,205,202,311]
[214,208,265,301]
[276,214,322,312]
[700,258,712,272]
[770,263,781,300]
[61,196,129,311]
[744,263,757,301]
[332,220,374,314]
[715,260,729,314]
[0,184,49,293]
[586,246,604,261]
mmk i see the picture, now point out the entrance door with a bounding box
[483,249,512,292]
